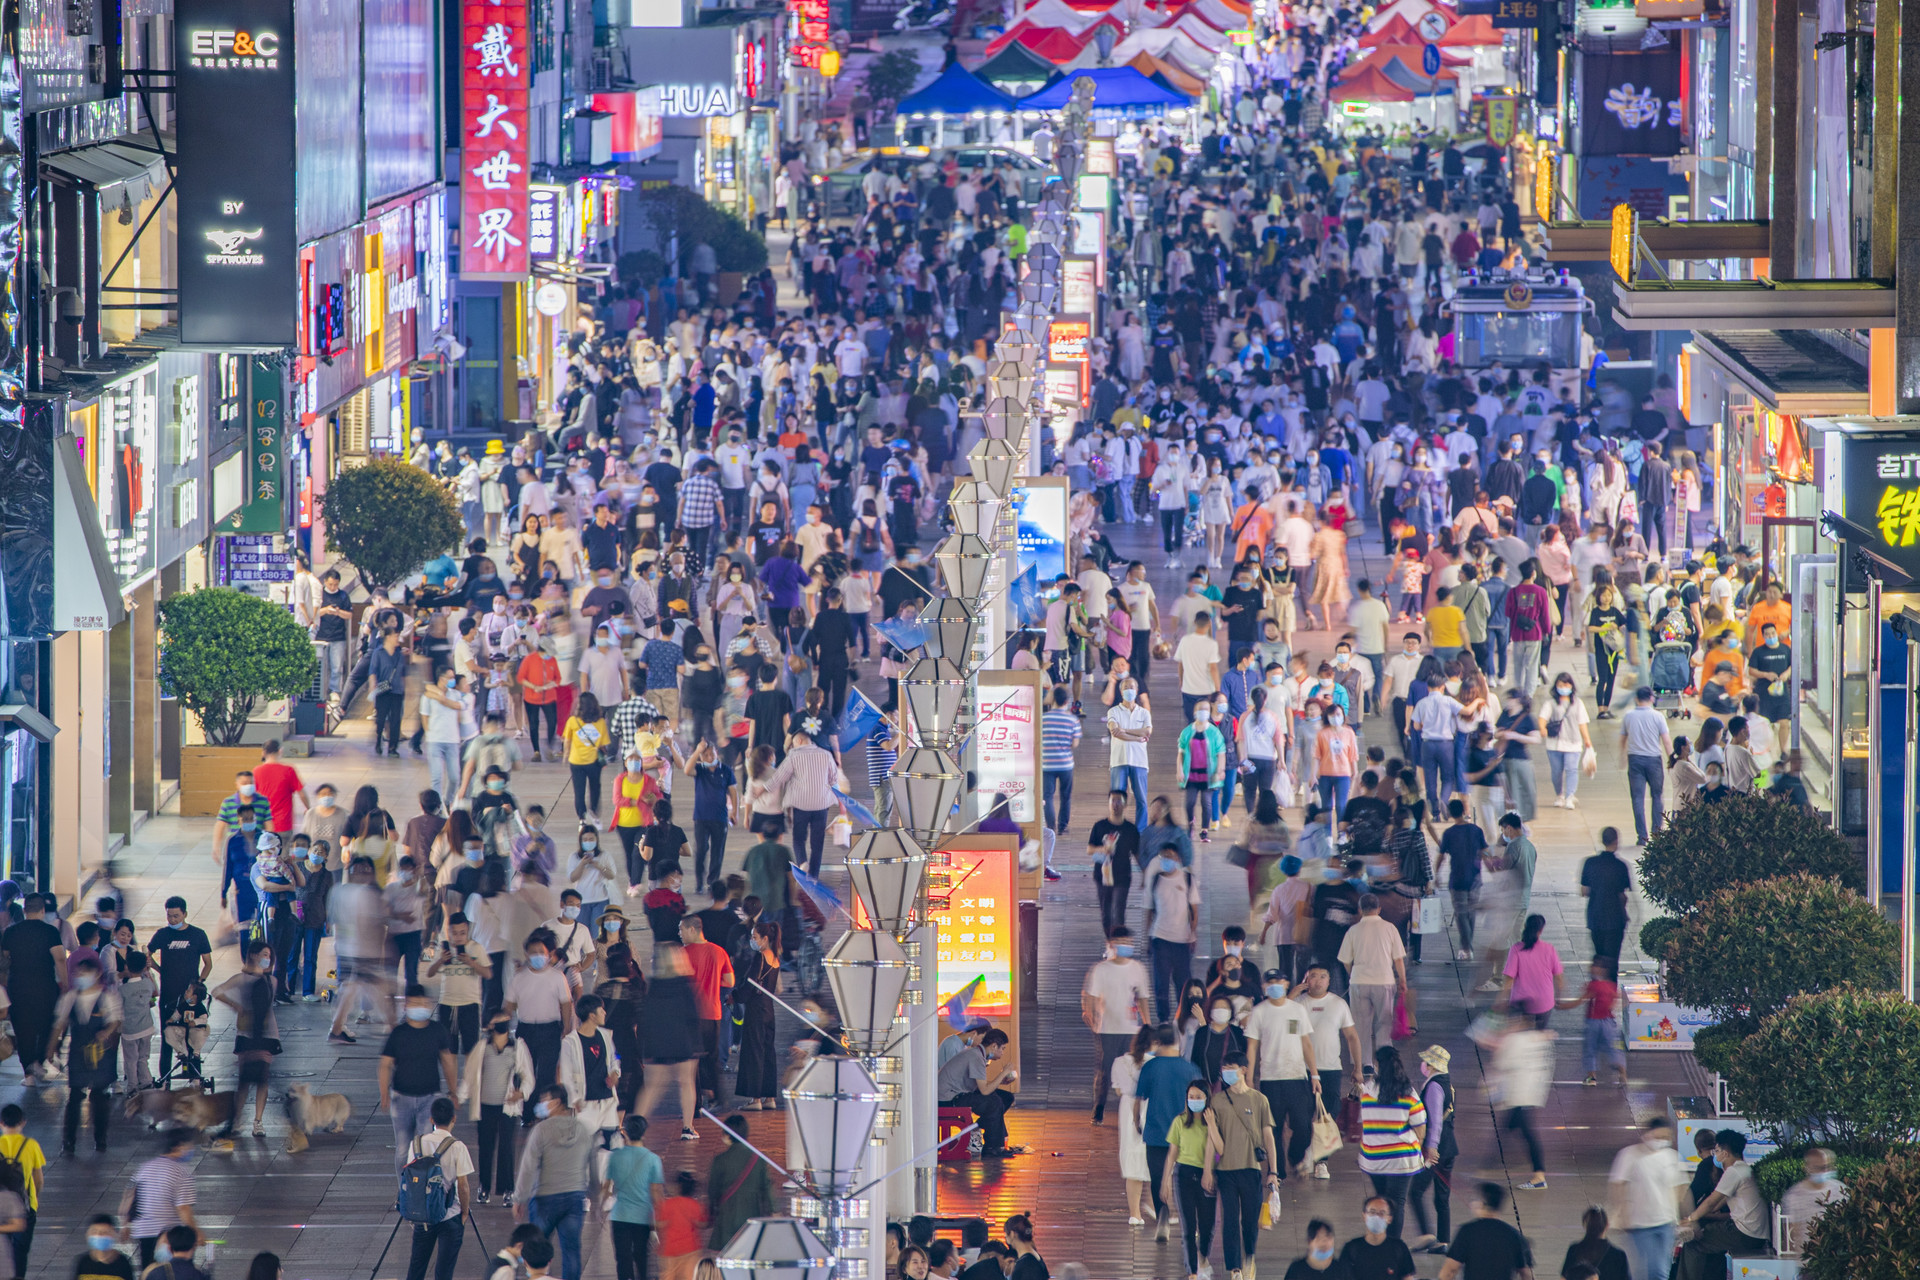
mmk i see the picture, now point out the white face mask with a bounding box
[1210,1008,1231,1024]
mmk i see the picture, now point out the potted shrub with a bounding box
[1638,791,1862,916]
[160,588,318,815]
[316,457,465,590]
[1663,874,1898,1024]
[1727,987,1920,1153]
[1802,1147,1920,1279]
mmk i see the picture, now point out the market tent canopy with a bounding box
[897,62,1021,115]
[984,3,1127,55]
[1367,0,1454,31]
[1108,23,1222,73]
[1126,51,1205,95]
[1439,12,1502,43]
[1328,64,1417,102]
[1358,14,1419,45]
[1019,65,1195,109]
[974,40,1059,88]
[1181,0,1250,26]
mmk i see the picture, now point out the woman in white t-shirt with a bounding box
[1236,685,1284,811]
[1540,674,1593,809]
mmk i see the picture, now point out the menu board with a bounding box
[220,533,296,588]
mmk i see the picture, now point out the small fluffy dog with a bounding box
[283,1083,353,1153]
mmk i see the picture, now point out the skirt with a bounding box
[736,1014,779,1098]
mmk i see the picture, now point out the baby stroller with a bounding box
[159,987,213,1089]
[792,894,828,996]
[1649,607,1695,719]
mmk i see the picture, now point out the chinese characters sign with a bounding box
[1581,51,1684,156]
[975,680,1039,823]
[931,842,1016,1017]
[217,358,285,534]
[1841,436,1920,582]
[461,0,529,279]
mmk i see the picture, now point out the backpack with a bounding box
[859,519,880,553]
[398,1132,457,1223]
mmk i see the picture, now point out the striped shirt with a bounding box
[1041,709,1082,771]
[217,793,273,829]
[128,1153,198,1239]
[865,731,898,787]
[1357,1085,1428,1175]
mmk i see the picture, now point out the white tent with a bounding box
[1367,0,1454,33]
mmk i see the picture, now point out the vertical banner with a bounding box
[175,0,298,344]
[460,0,530,279]
[217,359,286,534]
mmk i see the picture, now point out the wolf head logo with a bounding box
[205,228,264,255]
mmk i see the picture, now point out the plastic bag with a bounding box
[1580,746,1598,777]
[1263,1183,1284,1229]
[1416,895,1444,934]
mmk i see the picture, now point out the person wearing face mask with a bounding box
[209,770,272,875]
[502,933,576,1095]
[210,943,282,1138]
[541,889,595,973]
[565,826,618,936]
[1314,700,1359,819]
[50,956,120,1154]
[1106,677,1155,830]
[1339,1194,1417,1279]
[386,854,429,988]
[380,983,460,1174]
[1082,925,1152,1125]
[1776,1146,1847,1253]
[515,1085,595,1280]
[1606,1121,1688,1279]
[1285,1219,1355,1279]
[75,1212,135,1280]
[462,1015,533,1207]
[427,913,492,1077]
[1747,621,1792,727]
[1203,1049,1278,1280]
[1675,1130,1768,1280]
[1177,702,1229,843]
[1160,1080,1219,1280]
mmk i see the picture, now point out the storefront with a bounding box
[620,20,783,219]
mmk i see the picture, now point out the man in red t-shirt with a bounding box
[679,916,735,1103]
[251,739,308,835]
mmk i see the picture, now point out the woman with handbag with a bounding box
[1541,673,1593,810]
[1357,1046,1427,1239]
[1585,581,1630,712]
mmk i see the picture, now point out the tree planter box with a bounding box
[178,745,259,816]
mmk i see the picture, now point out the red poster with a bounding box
[460,0,530,279]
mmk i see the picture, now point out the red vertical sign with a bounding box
[460,0,530,279]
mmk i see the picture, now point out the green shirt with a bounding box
[1166,1114,1210,1167]
[604,1143,664,1224]
[744,841,794,912]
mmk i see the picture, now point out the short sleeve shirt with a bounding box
[1244,999,1313,1080]
[1717,1161,1768,1238]
[1174,633,1222,695]
[1300,993,1356,1068]
[251,763,303,831]
[1207,1089,1274,1170]
[937,1044,990,1101]
[1446,1218,1533,1280]
[216,792,273,830]
[684,939,735,1020]
[1106,702,1152,769]
[606,1143,666,1224]
[406,1133,475,1220]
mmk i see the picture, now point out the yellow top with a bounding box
[1427,604,1466,649]
[0,1134,44,1209]
[563,716,611,767]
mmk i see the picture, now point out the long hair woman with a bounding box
[1357,1045,1425,1238]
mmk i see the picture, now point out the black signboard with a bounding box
[1489,0,1547,25]
[1842,435,1920,584]
[1580,49,1684,157]
[176,0,297,345]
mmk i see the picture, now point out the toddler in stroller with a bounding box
[1649,638,1694,719]
[161,983,212,1088]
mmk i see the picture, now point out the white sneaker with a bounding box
[1456,948,1472,961]
[1478,978,1505,992]
[1312,1162,1330,1180]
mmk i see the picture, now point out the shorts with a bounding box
[239,1058,272,1086]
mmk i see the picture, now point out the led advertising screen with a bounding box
[177,0,298,344]
[931,842,1016,1018]
[364,0,437,204]
[1013,479,1068,583]
[974,681,1039,823]
[294,0,362,243]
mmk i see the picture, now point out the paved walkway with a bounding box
[5,506,1709,1279]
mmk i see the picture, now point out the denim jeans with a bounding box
[1316,774,1351,818]
[530,1191,586,1280]
[1110,764,1149,828]
[323,640,350,699]
[1418,737,1456,810]
[1622,1223,1675,1280]
[300,926,325,996]
[1150,937,1192,1023]
[1626,753,1665,844]
[1548,748,1582,800]
[1043,768,1074,833]
[403,1216,465,1280]
[426,740,462,800]
[390,1092,440,1175]
[1583,1015,1623,1076]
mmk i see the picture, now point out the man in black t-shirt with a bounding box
[1089,790,1140,936]
[4,895,65,1084]
[1748,623,1793,723]
[1441,1182,1533,1280]
[1219,567,1266,665]
[1435,800,1486,961]
[1494,689,1540,822]
[1341,1194,1417,1278]
[743,667,794,764]
[314,569,355,701]
[1579,829,1633,962]
[147,896,213,1083]
[379,984,457,1175]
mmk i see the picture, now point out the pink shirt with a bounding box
[1503,942,1564,1014]
[1314,726,1358,777]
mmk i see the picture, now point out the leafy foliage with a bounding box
[1754,1145,1904,1205]
[1802,1147,1920,1280]
[1639,915,1682,963]
[1663,874,1898,1024]
[1688,1018,1755,1078]
[617,250,668,290]
[158,589,317,746]
[863,49,924,108]
[318,458,464,590]
[1638,790,1862,915]
[631,186,768,274]
[1727,988,1920,1151]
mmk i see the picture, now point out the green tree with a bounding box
[631,185,768,274]
[1802,1147,1920,1280]
[1728,988,1920,1152]
[863,49,924,111]
[1638,791,1862,915]
[158,588,318,746]
[317,458,465,590]
[1663,874,1898,1024]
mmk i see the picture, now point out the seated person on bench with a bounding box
[936,1026,1022,1157]
[1676,1129,1770,1280]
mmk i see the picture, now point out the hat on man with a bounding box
[1419,1045,1451,1072]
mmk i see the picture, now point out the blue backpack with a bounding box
[398,1132,457,1223]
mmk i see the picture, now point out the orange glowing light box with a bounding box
[930,835,1020,1019]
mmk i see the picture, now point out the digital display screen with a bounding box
[931,844,1016,1017]
[1013,482,1067,583]
[364,0,436,204]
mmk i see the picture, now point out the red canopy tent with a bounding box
[1439,13,1502,43]
[1328,64,1416,102]
[1358,14,1420,46]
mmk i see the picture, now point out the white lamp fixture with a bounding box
[917,597,979,663]
[933,533,995,602]
[945,481,1002,539]
[825,929,913,1055]
[967,437,1022,497]
[901,656,968,747]
[979,397,1027,440]
[889,746,965,846]
[717,1219,837,1280]
[845,828,929,934]
[784,1055,884,1197]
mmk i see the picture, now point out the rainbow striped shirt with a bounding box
[1358,1086,1428,1175]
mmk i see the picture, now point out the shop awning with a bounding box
[51,436,126,634]
[1688,330,1871,416]
[40,137,170,205]
[1018,66,1194,111]
[897,63,1019,116]
[1612,279,1895,333]
[0,702,57,744]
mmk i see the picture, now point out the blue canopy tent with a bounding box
[1018,66,1193,117]
[895,63,1020,117]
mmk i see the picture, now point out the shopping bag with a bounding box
[1393,991,1412,1040]
[1416,896,1444,935]
[1305,1100,1344,1164]
[1338,1093,1363,1142]
[1580,746,1598,777]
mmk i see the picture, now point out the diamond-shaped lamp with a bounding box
[718,1219,836,1280]
[901,656,968,747]
[946,480,1002,539]
[967,437,1022,496]
[934,533,995,601]
[890,747,965,847]
[845,827,930,935]
[825,928,912,1055]
[783,1055,883,1197]
[918,596,979,661]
